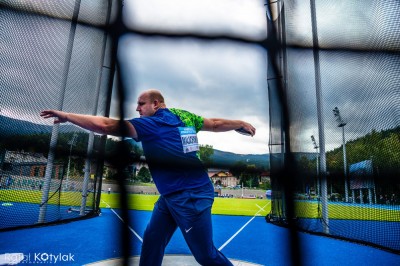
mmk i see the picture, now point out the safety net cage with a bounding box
[267,0,400,255]
[1,0,399,262]
[0,0,117,230]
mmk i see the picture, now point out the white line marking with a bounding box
[255,204,266,213]
[101,199,143,242]
[218,202,270,251]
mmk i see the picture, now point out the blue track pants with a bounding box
[139,182,233,266]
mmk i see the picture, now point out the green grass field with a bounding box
[1,189,399,220]
[100,193,271,216]
[295,201,400,222]
[0,189,84,206]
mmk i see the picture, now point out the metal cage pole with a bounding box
[94,0,116,213]
[79,0,114,216]
[310,0,329,234]
[38,0,82,224]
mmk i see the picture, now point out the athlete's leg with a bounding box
[139,196,177,266]
[182,205,233,266]
[165,183,233,266]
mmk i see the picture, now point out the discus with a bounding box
[235,127,252,136]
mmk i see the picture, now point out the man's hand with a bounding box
[40,110,138,138]
[40,110,68,124]
[238,121,256,137]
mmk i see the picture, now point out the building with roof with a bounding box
[208,169,238,188]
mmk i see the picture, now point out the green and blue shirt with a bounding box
[129,108,210,195]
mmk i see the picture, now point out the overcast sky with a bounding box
[1,0,398,155]
[116,0,269,154]
[282,0,400,153]
[116,0,399,154]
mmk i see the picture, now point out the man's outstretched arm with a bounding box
[40,110,137,138]
[201,117,256,136]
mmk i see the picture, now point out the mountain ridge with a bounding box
[1,116,314,170]
[0,115,84,136]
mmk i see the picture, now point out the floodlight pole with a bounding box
[333,107,349,202]
[80,133,94,215]
[311,135,320,196]
[65,133,78,191]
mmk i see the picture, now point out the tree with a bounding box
[199,144,214,165]
[259,179,271,190]
[231,163,261,188]
[324,127,400,194]
[230,161,247,177]
[137,167,152,183]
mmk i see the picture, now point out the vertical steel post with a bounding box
[38,0,82,223]
[310,0,329,234]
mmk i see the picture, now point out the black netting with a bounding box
[267,0,400,254]
[0,0,115,230]
[1,0,399,264]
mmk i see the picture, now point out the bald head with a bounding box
[136,89,166,117]
[144,89,165,104]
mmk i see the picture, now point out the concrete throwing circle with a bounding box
[84,255,263,266]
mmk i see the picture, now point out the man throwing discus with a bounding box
[41,89,255,266]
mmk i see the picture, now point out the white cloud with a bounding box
[124,0,267,40]
[198,115,269,154]
[117,36,269,154]
[2,0,398,157]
